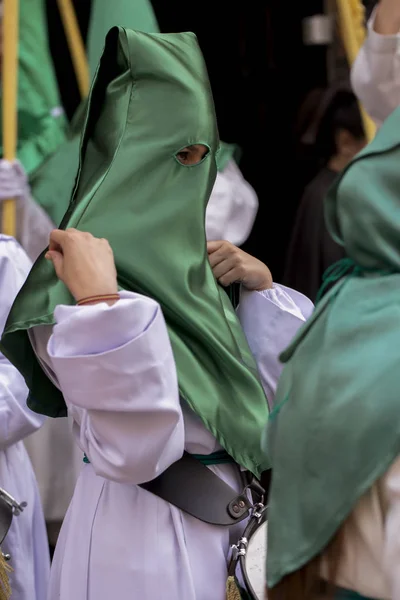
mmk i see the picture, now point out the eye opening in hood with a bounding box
[175,143,210,167]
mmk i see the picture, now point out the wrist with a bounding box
[243,278,273,292]
[78,300,118,307]
[254,272,274,291]
[76,293,120,307]
[253,282,273,291]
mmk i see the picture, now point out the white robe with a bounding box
[0,235,50,600]
[25,162,259,529]
[0,160,54,263]
[206,160,258,246]
[28,285,312,600]
[351,10,400,125]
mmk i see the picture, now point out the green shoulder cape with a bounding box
[1,28,269,478]
[266,105,400,587]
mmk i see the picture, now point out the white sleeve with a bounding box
[382,457,400,598]
[18,193,54,263]
[0,236,45,449]
[44,292,184,485]
[0,160,54,262]
[237,284,313,406]
[206,160,258,246]
[351,11,400,125]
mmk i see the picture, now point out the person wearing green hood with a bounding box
[0,27,312,600]
[29,0,259,245]
[264,92,400,599]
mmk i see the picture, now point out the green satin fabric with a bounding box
[216,142,241,171]
[265,105,400,587]
[0,0,67,173]
[1,28,269,477]
[87,0,159,75]
[334,590,378,600]
[29,110,234,227]
[29,2,233,225]
[29,107,84,225]
[30,0,158,223]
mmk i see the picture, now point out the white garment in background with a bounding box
[351,9,400,125]
[319,457,400,600]
[335,27,400,596]
[0,160,54,262]
[0,235,49,600]
[24,417,83,524]
[206,160,258,246]
[28,287,311,600]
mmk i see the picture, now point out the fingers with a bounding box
[48,237,62,253]
[218,267,242,287]
[49,228,93,249]
[49,229,69,250]
[207,240,225,255]
[208,241,246,286]
[207,240,238,269]
[211,256,237,280]
[45,250,64,279]
[211,256,245,286]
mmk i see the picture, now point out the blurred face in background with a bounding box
[335,128,367,162]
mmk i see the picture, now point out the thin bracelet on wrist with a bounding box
[76,293,120,306]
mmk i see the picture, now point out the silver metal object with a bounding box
[302,14,333,45]
[253,503,264,521]
[0,488,26,517]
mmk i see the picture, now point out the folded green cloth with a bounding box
[335,588,379,600]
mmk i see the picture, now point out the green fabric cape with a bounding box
[0,0,67,173]
[1,28,269,477]
[265,105,400,587]
[29,107,83,225]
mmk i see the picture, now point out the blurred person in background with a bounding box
[0,236,49,600]
[0,1,55,262]
[0,0,59,261]
[283,84,366,302]
[0,160,54,262]
[352,0,400,125]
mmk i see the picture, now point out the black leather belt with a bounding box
[140,452,266,526]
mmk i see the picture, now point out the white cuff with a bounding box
[241,283,313,321]
[51,291,159,357]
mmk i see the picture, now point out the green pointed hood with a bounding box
[216,141,241,172]
[29,3,228,226]
[265,105,400,587]
[1,28,269,477]
[87,0,159,75]
[30,0,158,223]
[1,0,67,174]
